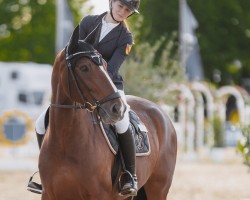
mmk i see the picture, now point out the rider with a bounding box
[29,0,140,197]
[79,0,140,196]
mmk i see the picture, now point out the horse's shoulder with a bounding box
[126,95,151,105]
[126,95,164,116]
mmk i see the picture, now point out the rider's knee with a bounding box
[115,110,130,133]
[35,109,47,135]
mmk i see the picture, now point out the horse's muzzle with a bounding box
[98,99,126,124]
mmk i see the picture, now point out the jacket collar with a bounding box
[95,12,124,44]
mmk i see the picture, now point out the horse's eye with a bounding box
[79,64,89,72]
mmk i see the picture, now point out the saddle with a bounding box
[100,110,151,156]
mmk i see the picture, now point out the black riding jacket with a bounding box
[79,12,133,90]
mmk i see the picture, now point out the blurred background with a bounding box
[0,0,250,199]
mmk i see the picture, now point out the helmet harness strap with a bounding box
[109,0,121,23]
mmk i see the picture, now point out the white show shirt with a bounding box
[99,16,120,42]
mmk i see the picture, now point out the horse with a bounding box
[38,25,177,200]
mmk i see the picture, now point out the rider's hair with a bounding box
[122,20,130,31]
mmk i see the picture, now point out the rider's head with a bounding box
[109,0,140,22]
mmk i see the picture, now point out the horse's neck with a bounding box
[49,58,101,148]
[51,54,70,105]
[49,108,98,148]
[50,107,90,132]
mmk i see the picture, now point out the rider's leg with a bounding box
[115,91,137,196]
[27,107,49,194]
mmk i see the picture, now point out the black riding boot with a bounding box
[117,125,138,196]
[36,132,44,149]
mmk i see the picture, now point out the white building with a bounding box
[0,62,52,118]
[0,62,52,146]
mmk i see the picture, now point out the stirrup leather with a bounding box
[27,171,43,194]
[118,170,138,197]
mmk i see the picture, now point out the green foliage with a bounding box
[237,126,250,168]
[68,0,91,24]
[129,0,179,45]
[0,0,90,64]
[213,115,224,147]
[189,0,250,85]
[129,0,250,87]
[0,0,56,64]
[128,0,179,64]
[121,36,185,102]
[2,0,250,89]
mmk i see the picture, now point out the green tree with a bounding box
[122,36,185,102]
[0,0,56,63]
[128,0,179,64]
[129,0,250,87]
[129,0,179,45]
[69,0,91,24]
[125,1,184,101]
[189,0,250,86]
[0,0,89,64]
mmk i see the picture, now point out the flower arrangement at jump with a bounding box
[237,125,250,169]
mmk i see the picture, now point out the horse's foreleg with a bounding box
[143,158,176,200]
[41,193,50,200]
[143,179,171,200]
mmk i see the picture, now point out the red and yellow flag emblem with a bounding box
[125,44,132,55]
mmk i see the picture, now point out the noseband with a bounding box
[50,44,121,112]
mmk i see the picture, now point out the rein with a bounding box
[50,102,96,112]
[50,45,121,112]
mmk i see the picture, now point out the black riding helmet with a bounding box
[109,0,140,22]
[119,0,140,14]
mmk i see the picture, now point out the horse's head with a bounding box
[53,25,126,124]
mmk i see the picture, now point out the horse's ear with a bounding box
[83,22,101,45]
[67,25,80,54]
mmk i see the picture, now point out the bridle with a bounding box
[50,44,121,113]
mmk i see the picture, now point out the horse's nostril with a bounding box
[112,103,120,114]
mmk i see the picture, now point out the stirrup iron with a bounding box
[118,170,138,197]
[27,171,43,194]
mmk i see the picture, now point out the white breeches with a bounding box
[35,90,130,135]
[35,108,48,135]
[114,90,130,134]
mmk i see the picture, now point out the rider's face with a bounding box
[112,1,133,21]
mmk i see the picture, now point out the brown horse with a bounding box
[39,25,177,200]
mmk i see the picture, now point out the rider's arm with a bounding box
[107,34,133,80]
